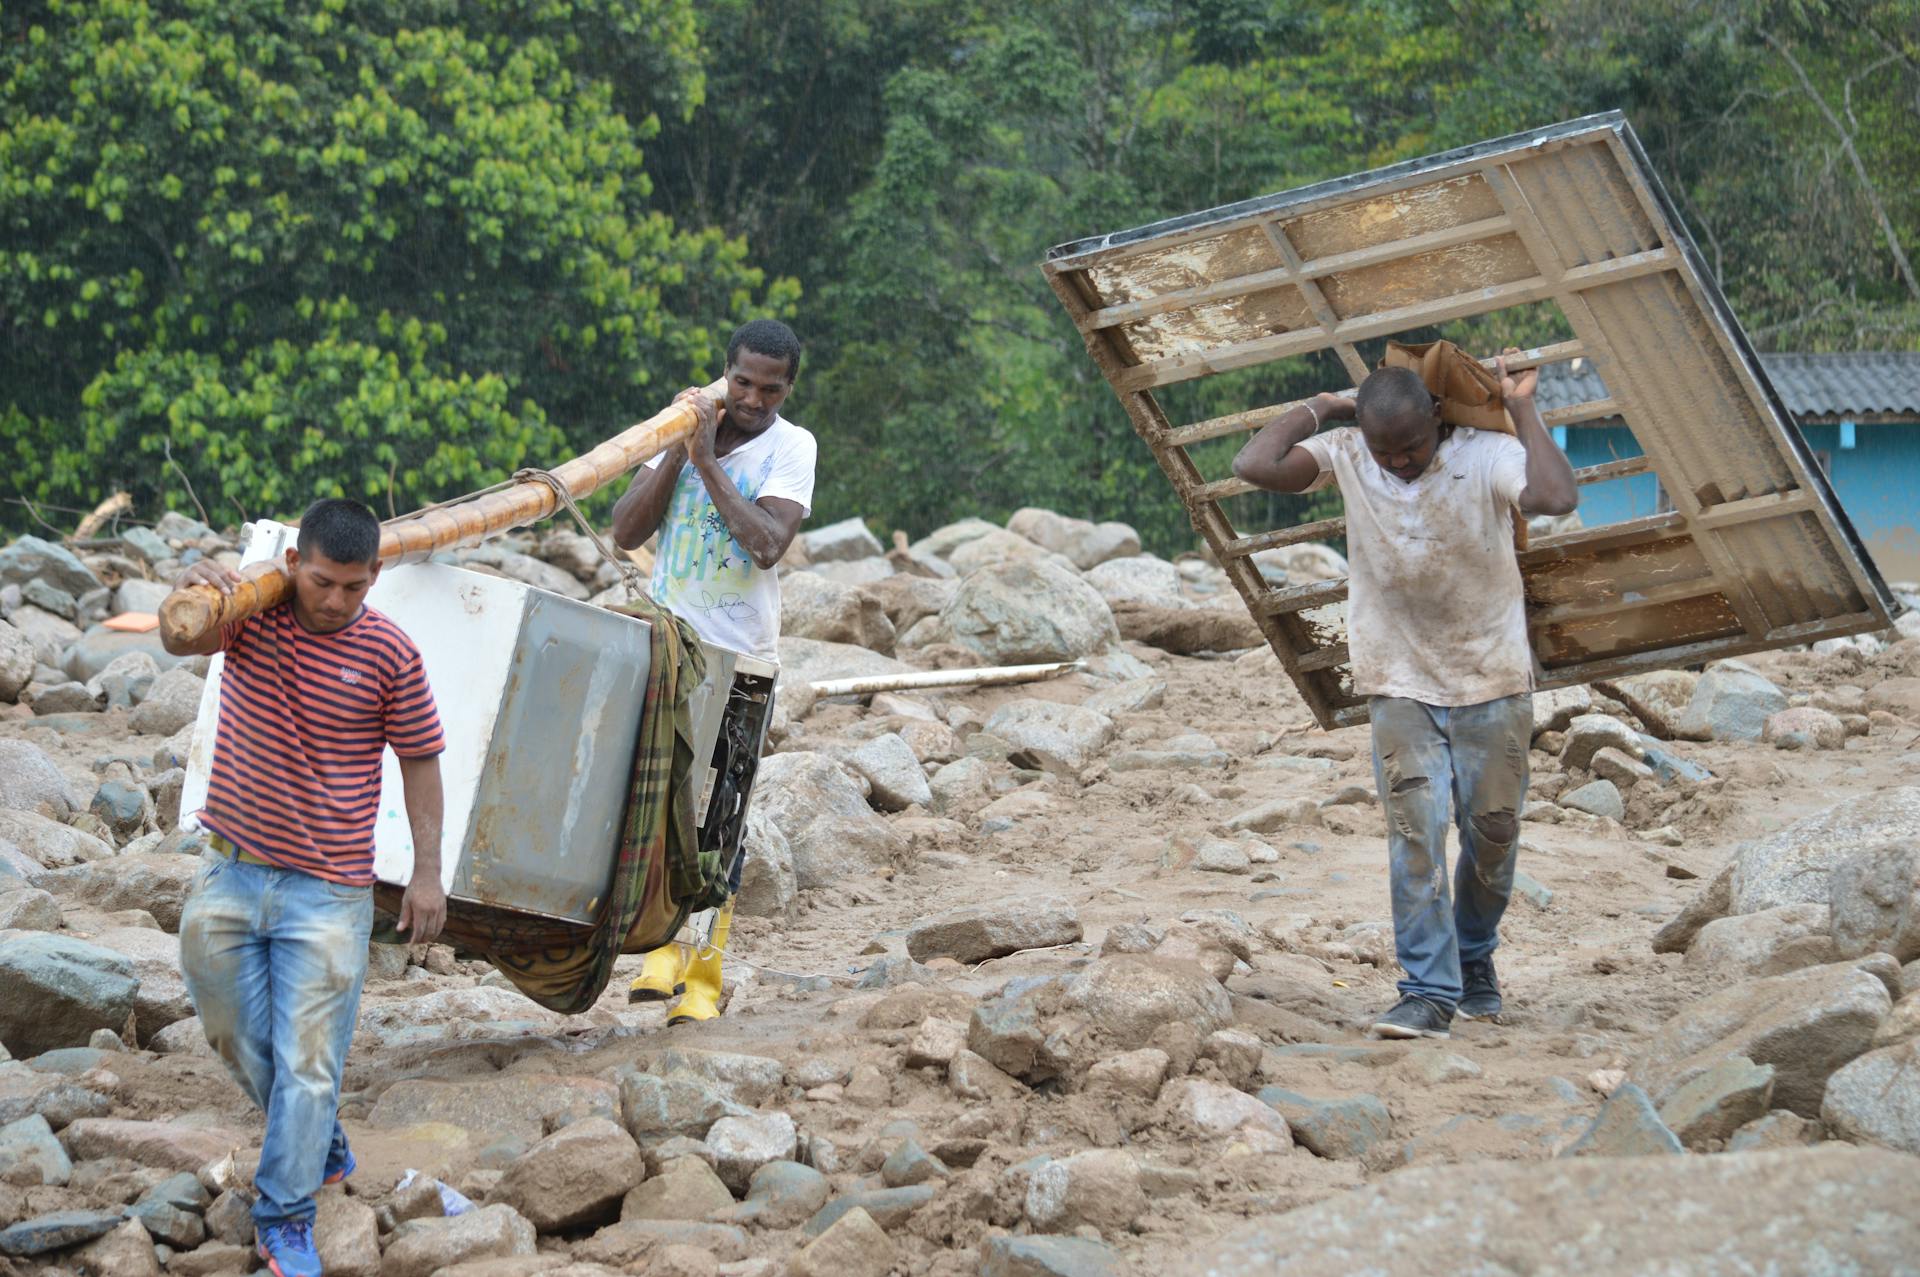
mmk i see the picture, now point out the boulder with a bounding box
[905,897,1082,964]
[86,650,161,710]
[927,757,993,818]
[1532,685,1594,735]
[843,734,930,812]
[1023,1149,1145,1235]
[0,1114,72,1187]
[1628,956,1894,1115]
[62,628,184,684]
[726,1160,829,1229]
[1189,1146,1919,1276]
[1062,955,1233,1042]
[1763,706,1845,751]
[1559,1082,1683,1156]
[495,1117,644,1231]
[1731,788,1920,915]
[91,778,155,843]
[381,1204,537,1277]
[1867,676,1920,720]
[947,528,1052,575]
[1589,746,1654,788]
[618,1071,751,1144]
[37,852,200,932]
[370,1074,618,1147]
[1655,1056,1775,1148]
[705,1111,797,1195]
[62,1119,249,1173]
[1653,861,1733,954]
[864,574,958,631]
[1559,714,1643,770]
[30,681,102,715]
[1156,1079,1292,1154]
[0,622,35,702]
[982,700,1115,774]
[1084,1048,1171,1100]
[941,560,1117,664]
[753,752,904,890]
[786,1207,895,1277]
[910,518,1000,562]
[0,886,60,931]
[1559,778,1624,821]
[1006,509,1141,571]
[1110,600,1264,654]
[1828,840,1920,963]
[804,517,885,564]
[0,935,138,1055]
[8,605,81,668]
[1685,904,1837,978]
[1255,1090,1392,1161]
[1675,661,1788,741]
[779,572,895,654]
[315,1193,380,1277]
[493,551,591,600]
[1820,1041,1920,1154]
[130,667,206,736]
[1082,555,1183,607]
[733,808,795,917]
[0,741,77,815]
[92,927,194,1041]
[774,637,914,707]
[622,1155,734,1222]
[0,536,102,598]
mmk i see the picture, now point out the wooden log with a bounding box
[158,380,727,648]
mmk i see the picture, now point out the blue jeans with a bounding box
[1369,694,1531,1008]
[179,849,373,1226]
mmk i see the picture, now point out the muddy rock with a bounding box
[0,1114,72,1187]
[982,700,1115,774]
[733,808,795,917]
[382,1203,537,1277]
[90,927,193,1041]
[927,756,993,818]
[42,851,200,932]
[64,1119,249,1174]
[0,886,60,931]
[0,934,138,1055]
[622,1154,733,1222]
[1820,1041,1920,1154]
[786,1206,895,1277]
[1062,955,1233,1042]
[1653,861,1734,954]
[1256,1090,1392,1161]
[754,751,904,889]
[1763,706,1845,750]
[314,1192,381,1277]
[781,572,896,654]
[1085,1048,1171,1100]
[1732,787,1920,914]
[618,1071,752,1145]
[1559,778,1624,821]
[1192,1146,1918,1276]
[495,1117,644,1231]
[980,1234,1124,1277]
[371,1074,618,1147]
[843,733,930,811]
[1024,1148,1145,1235]
[941,559,1118,664]
[725,1160,829,1229]
[0,741,78,816]
[1685,903,1837,977]
[1157,1079,1292,1154]
[1827,840,1920,963]
[1629,956,1895,1115]
[87,650,161,709]
[1674,661,1788,742]
[906,897,1081,965]
[1561,1082,1683,1156]
[705,1111,796,1195]
[1560,715,1643,770]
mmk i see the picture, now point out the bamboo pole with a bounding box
[158,381,726,648]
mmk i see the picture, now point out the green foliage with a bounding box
[1,0,787,526]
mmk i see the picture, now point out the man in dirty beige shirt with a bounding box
[1233,352,1577,1039]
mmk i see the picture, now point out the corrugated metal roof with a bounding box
[1541,352,1920,419]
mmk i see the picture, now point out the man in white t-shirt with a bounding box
[1233,351,1576,1040]
[611,318,817,1020]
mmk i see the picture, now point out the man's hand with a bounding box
[1497,348,1538,403]
[674,385,720,466]
[397,874,447,946]
[176,559,244,595]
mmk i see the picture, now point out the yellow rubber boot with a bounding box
[627,943,687,1004]
[668,902,733,1025]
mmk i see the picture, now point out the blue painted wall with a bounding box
[1563,420,1920,582]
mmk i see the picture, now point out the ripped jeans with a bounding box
[179,848,372,1226]
[1369,693,1531,1009]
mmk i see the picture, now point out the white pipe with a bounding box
[808,661,1083,699]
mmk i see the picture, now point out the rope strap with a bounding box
[511,467,649,600]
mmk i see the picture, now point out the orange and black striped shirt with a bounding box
[195,602,444,886]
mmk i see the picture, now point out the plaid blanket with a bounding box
[373,596,707,1015]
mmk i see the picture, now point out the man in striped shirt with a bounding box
[169,498,447,1277]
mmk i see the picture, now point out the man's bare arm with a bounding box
[611,444,687,551]
[395,753,446,945]
[1233,392,1353,492]
[1498,353,1578,516]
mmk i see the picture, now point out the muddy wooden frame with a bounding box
[1042,112,1896,730]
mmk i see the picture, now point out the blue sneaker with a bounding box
[256,1219,322,1277]
[322,1144,356,1186]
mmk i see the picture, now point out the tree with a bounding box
[1,0,792,528]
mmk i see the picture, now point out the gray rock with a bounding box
[910,517,1000,561]
[150,768,186,831]
[0,1113,72,1187]
[980,1234,1123,1277]
[1731,787,1920,915]
[1511,870,1554,910]
[1007,509,1141,572]
[1063,954,1233,1043]
[734,807,795,918]
[1640,741,1712,784]
[116,528,172,564]
[1156,1079,1293,1153]
[154,512,215,544]
[706,1111,798,1195]
[381,1203,537,1277]
[1821,1041,1920,1154]
[130,667,206,736]
[1024,1148,1145,1235]
[1763,706,1846,751]
[801,1185,936,1238]
[1255,1089,1393,1161]
[1686,903,1837,977]
[494,1116,644,1231]
[1828,840,1920,963]
[927,756,993,817]
[0,933,138,1055]
[622,1154,734,1222]
[1084,677,1166,717]
[878,1138,947,1189]
[1676,661,1788,741]
[941,559,1118,664]
[0,741,77,816]
[1559,714,1642,770]
[844,734,930,811]
[1083,554,1182,607]
[634,1048,788,1108]
[37,851,199,931]
[1224,797,1322,833]
[0,1208,126,1257]
[753,752,904,890]
[981,699,1115,774]
[1191,838,1252,874]
[127,1198,204,1250]
[0,621,35,701]
[1590,746,1654,787]
[91,779,154,842]
[61,628,184,684]
[781,572,895,654]
[203,1189,254,1246]
[8,605,82,668]
[137,1171,210,1213]
[1656,1056,1775,1148]
[0,536,102,598]
[724,1159,830,1229]
[1559,779,1624,821]
[1629,956,1895,1115]
[1653,861,1734,954]
[803,516,885,564]
[31,681,103,715]
[1190,1146,1919,1276]
[906,897,1081,964]
[619,1070,752,1143]
[21,579,77,620]
[0,886,60,931]
[92,926,193,1041]
[492,550,591,599]
[86,650,161,709]
[113,578,173,615]
[1726,1109,1822,1152]
[967,976,1065,1084]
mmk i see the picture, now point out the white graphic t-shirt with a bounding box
[644,414,816,658]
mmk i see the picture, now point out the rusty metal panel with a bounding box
[1043,112,1895,730]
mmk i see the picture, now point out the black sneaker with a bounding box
[1458,958,1502,1021]
[1370,994,1453,1040]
